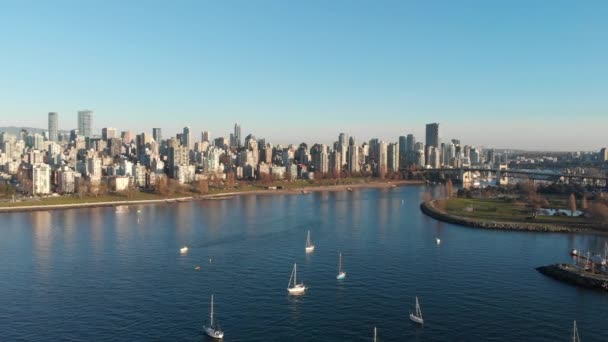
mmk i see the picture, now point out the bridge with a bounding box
[418,166,608,187]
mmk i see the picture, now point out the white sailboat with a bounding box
[305,230,315,253]
[436,238,441,245]
[409,296,424,324]
[337,252,346,280]
[572,320,580,342]
[287,263,307,295]
[204,294,224,339]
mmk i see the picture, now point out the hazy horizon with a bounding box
[1,1,607,151]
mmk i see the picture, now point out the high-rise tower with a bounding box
[78,110,93,137]
[153,128,162,143]
[234,123,242,148]
[48,112,58,142]
[425,123,439,148]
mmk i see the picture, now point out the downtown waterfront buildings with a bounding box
[1,111,606,196]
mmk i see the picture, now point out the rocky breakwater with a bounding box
[419,200,586,233]
[536,263,608,292]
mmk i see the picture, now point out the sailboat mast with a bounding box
[294,263,297,285]
[307,231,310,247]
[339,253,342,273]
[373,326,377,342]
[210,294,214,327]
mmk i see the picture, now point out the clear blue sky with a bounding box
[0,0,606,150]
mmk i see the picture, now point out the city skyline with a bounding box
[0,112,604,152]
[1,1,607,150]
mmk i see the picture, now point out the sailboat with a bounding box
[305,230,315,253]
[409,296,424,324]
[373,326,377,342]
[436,238,441,245]
[203,294,224,339]
[572,320,580,342]
[337,252,346,280]
[287,263,307,295]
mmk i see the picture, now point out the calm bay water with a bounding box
[1,185,607,341]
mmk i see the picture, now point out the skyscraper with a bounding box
[153,128,162,143]
[388,142,399,172]
[182,126,191,149]
[234,123,242,148]
[48,112,58,142]
[398,136,406,165]
[338,133,348,147]
[201,130,210,142]
[377,141,388,177]
[78,110,93,137]
[102,127,117,140]
[405,134,416,165]
[425,123,439,148]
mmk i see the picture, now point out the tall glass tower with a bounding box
[78,110,93,137]
[48,112,58,141]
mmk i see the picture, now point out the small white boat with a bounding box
[571,248,578,256]
[409,296,424,324]
[436,238,441,245]
[287,263,307,295]
[305,230,315,253]
[180,246,189,254]
[337,252,346,280]
[572,320,580,342]
[204,294,224,339]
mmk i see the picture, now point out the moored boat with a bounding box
[287,263,307,295]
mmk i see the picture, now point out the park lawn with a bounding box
[442,197,589,225]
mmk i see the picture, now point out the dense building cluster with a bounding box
[2,111,604,197]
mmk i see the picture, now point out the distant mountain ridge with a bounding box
[0,126,70,135]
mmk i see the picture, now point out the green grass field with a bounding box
[0,177,386,208]
[0,191,186,208]
[441,197,590,225]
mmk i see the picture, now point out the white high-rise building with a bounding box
[318,151,329,175]
[428,146,441,168]
[32,163,51,195]
[387,143,399,173]
[347,146,360,174]
[87,156,102,181]
[377,141,388,177]
[57,166,76,194]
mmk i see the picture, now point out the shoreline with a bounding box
[0,180,423,214]
[420,200,607,234]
